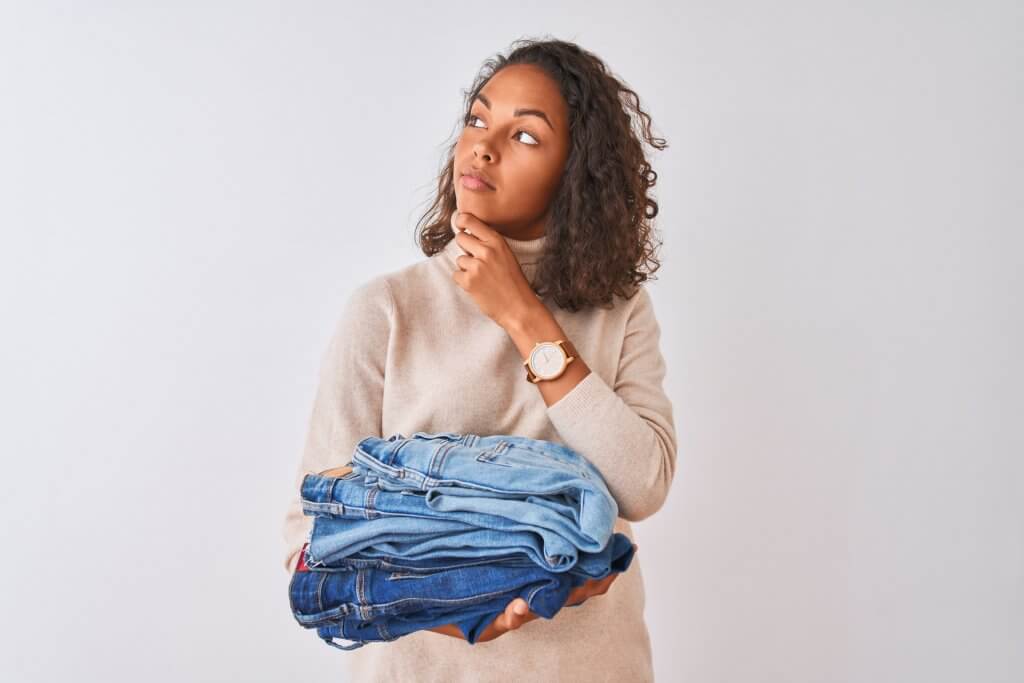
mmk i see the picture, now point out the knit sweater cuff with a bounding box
[546,369,607,425]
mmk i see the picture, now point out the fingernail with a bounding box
[515,602,528,615]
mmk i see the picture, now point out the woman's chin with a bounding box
[456,190,497,208]
[454,199,497,221]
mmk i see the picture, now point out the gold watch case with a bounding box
[523,339,577,383]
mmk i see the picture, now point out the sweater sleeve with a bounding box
[279,275,393,573]
[545,286,678,522]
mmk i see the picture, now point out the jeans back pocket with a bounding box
[475,440,513,466]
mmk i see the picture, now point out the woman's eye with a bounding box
[515,130,539,146]
[465,114,539,146]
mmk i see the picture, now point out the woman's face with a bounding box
[453,64,570,239]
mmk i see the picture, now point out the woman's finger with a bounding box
[489,598,522,635]
[508,598,529,628]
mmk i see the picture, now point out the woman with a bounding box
[282,37,677,681]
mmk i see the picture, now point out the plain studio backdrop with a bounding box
[1,2,1020,682]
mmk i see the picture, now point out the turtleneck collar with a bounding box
[442,230,548,285]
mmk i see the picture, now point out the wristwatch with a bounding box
[523,339,578,383]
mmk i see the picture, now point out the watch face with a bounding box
[529,342,565,379]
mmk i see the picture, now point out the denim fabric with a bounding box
[355,432,617,538]
[289,535,636,650]
[302,431,619,574]
[303,472,584,574]
[308,524,637,582]
[290,431,633,651]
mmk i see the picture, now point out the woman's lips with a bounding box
[460,174,495,191]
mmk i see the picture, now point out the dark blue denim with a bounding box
[289,534,636,650]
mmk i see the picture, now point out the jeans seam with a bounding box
[316,572,327,613]
[356,569,368,620]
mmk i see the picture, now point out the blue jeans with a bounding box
[289,533,636,650]
[306,518,637,581]
[303,431,619,574]
[291,431,633,650]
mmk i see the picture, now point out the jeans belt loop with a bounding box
[327,476,344,516]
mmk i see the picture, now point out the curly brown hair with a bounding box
[414,37,669,312]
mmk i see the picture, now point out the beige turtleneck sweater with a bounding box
[281,229,678,682]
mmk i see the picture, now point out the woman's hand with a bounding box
[426,544,637,643]
[563,566,623,608]
[449,210,542,330]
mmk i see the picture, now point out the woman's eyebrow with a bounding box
[473,93,555,132]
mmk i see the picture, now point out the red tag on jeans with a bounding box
[296,543,310,572]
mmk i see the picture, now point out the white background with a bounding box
[1,2,1021,682]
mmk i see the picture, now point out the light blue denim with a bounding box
[302,431,619,574]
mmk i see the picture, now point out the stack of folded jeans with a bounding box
[288,431,637,650]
